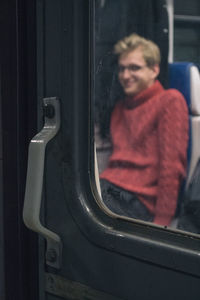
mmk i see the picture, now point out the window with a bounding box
[94,0,200,236]
[174,0,200,64]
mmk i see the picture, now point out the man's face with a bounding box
[118,47,160,97]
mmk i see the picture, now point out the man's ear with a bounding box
[151,64,160,79]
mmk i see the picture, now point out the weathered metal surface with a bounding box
[45,273,123,300]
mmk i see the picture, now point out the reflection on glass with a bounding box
[94,0,200,235]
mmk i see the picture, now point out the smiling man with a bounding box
[100,33,189,226]
[117,46,159,97]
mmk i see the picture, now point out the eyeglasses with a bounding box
[118,64,147,73]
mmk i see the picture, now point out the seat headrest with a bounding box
[169,62,200,115]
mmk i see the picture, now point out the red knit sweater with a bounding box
[100,80,189,226]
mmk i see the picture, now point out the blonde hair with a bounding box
[114,33,161,67]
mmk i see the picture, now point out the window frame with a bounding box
[59,0,200,279]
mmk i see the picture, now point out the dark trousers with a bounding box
[178,202,200,234]
[100,179,153,222]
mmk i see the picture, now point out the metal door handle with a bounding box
[23,97,62,268]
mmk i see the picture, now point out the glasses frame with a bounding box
[117,64,147,74]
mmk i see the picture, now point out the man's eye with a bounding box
[118,65,143,73]
[129,65,141,71]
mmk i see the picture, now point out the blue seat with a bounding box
[169,62,200,191]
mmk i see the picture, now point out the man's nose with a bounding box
[122,68,131,78]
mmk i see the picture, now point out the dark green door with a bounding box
[22,1,200,300]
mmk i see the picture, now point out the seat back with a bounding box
[169,62,200,190]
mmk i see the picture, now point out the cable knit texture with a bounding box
[100,80,189,226]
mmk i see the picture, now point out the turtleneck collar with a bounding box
[124,80,164,109]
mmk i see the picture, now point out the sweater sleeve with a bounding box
[153,91,189,226]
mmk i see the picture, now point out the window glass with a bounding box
[94,0,200,236]
[174,0,200,16]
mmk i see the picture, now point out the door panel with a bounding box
[0,1,38,299]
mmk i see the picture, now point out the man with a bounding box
[100,33,189,226]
